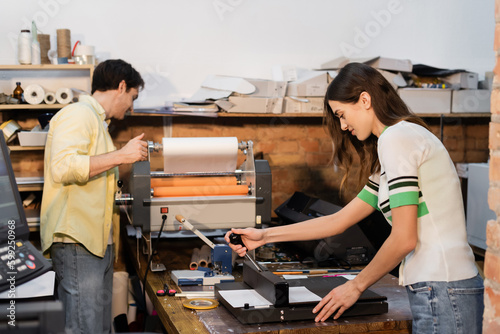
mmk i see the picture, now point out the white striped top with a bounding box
[358,121,477,286]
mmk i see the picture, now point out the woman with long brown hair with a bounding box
[226,63,483,333]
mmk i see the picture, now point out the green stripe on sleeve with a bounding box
[357,188,379,210]
[389,191,419,208]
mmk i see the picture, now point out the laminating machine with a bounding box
[214,261,388,324]
[116,137,272,271]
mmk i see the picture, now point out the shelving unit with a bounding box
[1,64,94,230]
[131,110,490,119]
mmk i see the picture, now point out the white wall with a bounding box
[1,0,495,108]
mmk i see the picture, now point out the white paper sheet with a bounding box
[288,286,322,304]
[0,271,55,299]
[282,274,308,280]
[218,289,272,308]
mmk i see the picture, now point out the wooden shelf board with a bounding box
[0,64,93,71]
[0,104,67,110]
[8,145,45,151]
[18,185,43,192]
[419,113,491,118]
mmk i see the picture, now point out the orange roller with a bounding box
[153,185,249,197]
[151,176,237,188]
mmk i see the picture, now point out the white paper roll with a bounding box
[24,84,45,105]
[44,92,56,104]
[55,87,73,104]
[162,137,238,173]
[56,88,88,104]
[112,271,129,319]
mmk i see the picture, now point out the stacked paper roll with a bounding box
[24,84,45,105]
[55,87,74,104]
[44,92,56,104]
[198,245,212,268]
[55,88,88,104]
[190,248,200,270]
[111,271,129,320]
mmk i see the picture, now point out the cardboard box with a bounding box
[284,97,324,114]
[377,69,407,90]
[320,56,412,72]
[18,131,48,146]
[479,72,493,90]
[360,56,412,73]
[233,78,287,98]
[398,88,452,114]
[286,72,329,97]
[225,96,283,114]
[451,90,490,113]
[442,72,478,89]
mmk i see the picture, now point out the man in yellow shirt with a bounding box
[41,59,147,334]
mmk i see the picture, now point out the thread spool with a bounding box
[18,30,32,65]
[56,29,71,59]
[37,34,51,64]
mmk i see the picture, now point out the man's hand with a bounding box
[89,133,148,178]
[119,133,148,164]
[313,280,363,322]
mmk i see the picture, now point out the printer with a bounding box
[117,137,272,271]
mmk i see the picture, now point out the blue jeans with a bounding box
[51,243,114,334]
[406,274,484,334]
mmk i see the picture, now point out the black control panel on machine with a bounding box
[0,130,52,294]
[0,240,51,293]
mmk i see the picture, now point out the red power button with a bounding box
[160,207,168,214]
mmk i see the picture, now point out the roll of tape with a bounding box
[182,298,218,310]
[74,45,95,56]
[44,92,56,104]
[24,84,45,105]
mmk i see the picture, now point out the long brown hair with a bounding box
[323,63,428,191]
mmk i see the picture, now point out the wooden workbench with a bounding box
[124,233,412,334]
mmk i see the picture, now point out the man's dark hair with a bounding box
[91,59,145,94]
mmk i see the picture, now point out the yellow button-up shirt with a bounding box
[40,95,119,258]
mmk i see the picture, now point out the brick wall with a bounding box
[484,1,500,331]
[110,115,489,213]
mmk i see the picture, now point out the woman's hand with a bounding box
[224,228,265,257]
[313,280,363,322]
